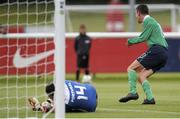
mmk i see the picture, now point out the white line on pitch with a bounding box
[98,108,180,115]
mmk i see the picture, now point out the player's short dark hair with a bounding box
[46,82,55,99]
[136,4,149,15]
[80,24,86,29]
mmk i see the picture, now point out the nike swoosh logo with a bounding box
[13,48,54,68]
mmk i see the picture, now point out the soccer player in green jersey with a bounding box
[119,4,168,104]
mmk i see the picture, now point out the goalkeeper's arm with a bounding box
[28,82,55,113]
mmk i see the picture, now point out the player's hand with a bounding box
[28,97,42,111]
[126,41,132,47]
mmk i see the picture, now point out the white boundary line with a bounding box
[98,108,180,115]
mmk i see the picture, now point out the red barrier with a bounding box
[0,38,55,75]
[0,38,147,75]
[66,38,147,73]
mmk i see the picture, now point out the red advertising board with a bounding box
[67,38,147,73]
[0,37,147,75]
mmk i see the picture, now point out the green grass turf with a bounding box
[0,73,180,118]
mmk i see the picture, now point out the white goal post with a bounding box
[54,0,65,118]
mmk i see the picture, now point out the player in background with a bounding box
[119,4,168,104]
[28,80,97,112]
[74,24,92,82]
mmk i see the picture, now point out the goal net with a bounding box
[0,0,65,118]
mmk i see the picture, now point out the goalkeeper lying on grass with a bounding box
[28,80,97,113]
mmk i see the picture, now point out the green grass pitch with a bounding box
[0,73,180,118]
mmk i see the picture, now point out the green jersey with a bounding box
[128,15,168,48]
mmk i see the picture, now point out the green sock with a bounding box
[142,80,154,100]
[128,69,137,94]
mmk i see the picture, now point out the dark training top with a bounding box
[74,33,92,55]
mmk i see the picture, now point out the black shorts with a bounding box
[137,45,168,72]
[77,54,89,68]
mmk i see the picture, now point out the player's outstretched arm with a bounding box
[128,23,154,45]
